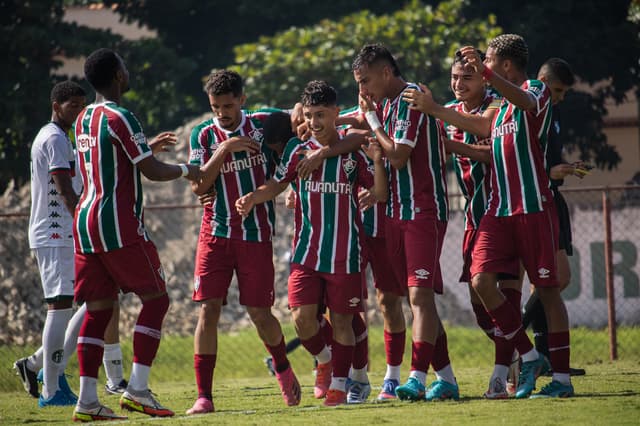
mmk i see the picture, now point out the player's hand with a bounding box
[221,136,260,154]
[361,137,383,163]
[198,187,217,206]
[285,188,296,209]
[403,84,435,113]
[358,93,375,114]
[290,102,304,133]
[296,148,326,180]
[296,121,311,140]
[235,193,255,218]
[571,161,593,178]
[459,45,484,75]
[358,188,377,211]
[149,131,177,154]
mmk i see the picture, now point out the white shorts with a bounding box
[33,246,75,301]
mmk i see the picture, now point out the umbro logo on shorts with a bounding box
[348,297,360,307]
[415,269,430,279]
[538,268,550,279]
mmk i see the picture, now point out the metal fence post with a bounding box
[602,188,618,360]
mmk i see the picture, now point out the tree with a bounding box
[228,0,501,109]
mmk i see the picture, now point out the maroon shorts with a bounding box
[361,235,405,296]
[75,240,166,303]
[470,208,559,287]
[385,215,447,294]
[288,263,363,314]
[459,229,479,283]
[193,233,275,307]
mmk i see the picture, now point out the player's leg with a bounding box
[347,312,371,404]
[103,301,127,394]
[324,309,355,406]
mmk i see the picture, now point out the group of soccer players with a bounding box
[18,31,587,422]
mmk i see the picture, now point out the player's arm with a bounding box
[361,139,388,203]
[549,162,592,180]
[191,136,259,196]
[444,139,491,164]
[296,131,367,179]
[235,178,289,217]
[402,85,495,138]
[137,155,200,182]
[459,46,537,111]
[359,94,412,169]
[51,171,78,216]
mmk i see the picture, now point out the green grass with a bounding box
[1,325,639,425]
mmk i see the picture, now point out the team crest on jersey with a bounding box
[395,119,411,131]
[76,134,97,153]
[248,128,264,143]
[342,158,357,176]
[130,132,146,146]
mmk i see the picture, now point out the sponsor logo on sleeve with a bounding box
[131,132,146,146]
[395,119,411,131]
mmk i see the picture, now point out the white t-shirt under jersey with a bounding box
[28,122,77,248]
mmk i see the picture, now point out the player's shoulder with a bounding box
[444,99,462,109]
[523,79,548,95]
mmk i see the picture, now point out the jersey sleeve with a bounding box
[525,80,551,117]
[188,122,211,167]
[355,151,374,189]
[273,137,302,184]
[46,133,73,174]
[393,88,425,148]
[107,107,152,164]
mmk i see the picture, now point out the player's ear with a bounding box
[240,93,247,106]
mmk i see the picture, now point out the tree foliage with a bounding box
[229,0,501,110]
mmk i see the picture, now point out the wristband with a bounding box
[178,163,189,177]
[365,111,382,132]
[482,66,494,80]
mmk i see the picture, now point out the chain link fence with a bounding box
[1,186,639,392]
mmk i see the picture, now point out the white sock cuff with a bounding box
[103,343,123,361]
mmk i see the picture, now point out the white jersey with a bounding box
[28,122,76,248]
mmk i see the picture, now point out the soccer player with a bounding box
[236,80,388,406]
[453,34,573,398]
[71,48,201,422]
[522,58,586,377]
[353,44,459,402]
[186,70,301,415]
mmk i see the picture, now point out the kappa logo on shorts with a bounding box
[348,297,361,307]
[538,268,550,279]
[194,276,201,292]
[342,158,357,175]
[415,269,430,279]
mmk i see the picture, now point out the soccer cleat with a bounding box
[515,356,545,399]
[72,404,128,422]
[39,389,76,407]
[314,361,332,399]
[542,366,586,377]
[120,389,175,417]
[483,376,509,400]
[105,379,128,395]
[59,374,79,404]
[395,377,426,401]
[13,358,39,398]
[377,378,399,401]
[186,397,215,415]
[347,380,371,404]
[323,389,347,407]
[530,380,575,398]
[275,366,301,406]
[425,380,460,401]
[264,357,276,376]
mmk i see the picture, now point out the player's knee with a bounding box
[247,307,274,328]
[143,293,170,317]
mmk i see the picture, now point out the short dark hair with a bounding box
[488,34,529,71]
[453,48,485,66]
[301,80,337,107]
[84,48,122,91]
[539,58,575,86]
[263,111,294,146]
[50,81,86,104]
[352,43,401,77]
[204,70,243,97]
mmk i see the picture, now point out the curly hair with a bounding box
[84,48,121,91]
[301,80,337,107]
[204,70,243,97]
[263,111,294,146]
[50,81,86,104]
[488,34,529,71]
[352,43,401,77]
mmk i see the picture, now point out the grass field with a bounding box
[2,325,639,425]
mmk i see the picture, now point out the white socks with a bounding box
[384,364,401,382]
[103,343,124,387]
[315,346,331,365]
[42,308,73,399]
[128,363,151,392]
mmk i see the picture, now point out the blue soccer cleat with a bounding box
[516,356,545,399]
[395,377,426,401]
[425,379,460,401]
[530,380,575,398]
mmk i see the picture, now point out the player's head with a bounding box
[485,34,529,78]
[84,48,129,94]
[538,58,575,105]
[50,81,86,130]
[451,49,486,105]
[263,111,294,156]
[352,43,401,103]
[204,69,246,130]
[300,80,339,140]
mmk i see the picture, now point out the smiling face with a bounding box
[208,92,245,130]
[450,62,485,107]
[303,104,339,142]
